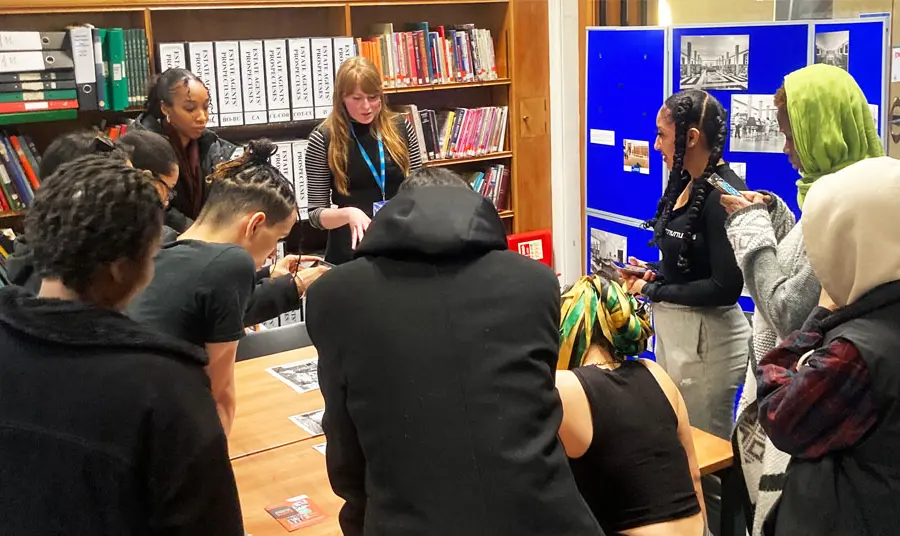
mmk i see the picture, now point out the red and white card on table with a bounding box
[264,494,327,532]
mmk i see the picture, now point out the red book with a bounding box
[264,494,326,532]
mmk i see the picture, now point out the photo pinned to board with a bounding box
[289,409,325,436]
[815,31,850,71]
[729,94,784,153]
[730,162,747,183]
[623,139,650,175]
[589,228,627,276]
[680,34,750,91]
[266,358,320,394]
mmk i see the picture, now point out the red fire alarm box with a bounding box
[507,229,552,268]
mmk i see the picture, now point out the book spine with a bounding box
[287,38,314,122]
[310,38,334,120]
[291,139,309,220]
[239,40,267,125]
[214,41,243,126]
[263,39,290,123]
[157,42,187,71]
[187,41,218,127]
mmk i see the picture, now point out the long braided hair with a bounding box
[644,89,728,273]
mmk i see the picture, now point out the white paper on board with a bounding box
[892,47,900,83]
[589,129,615,146]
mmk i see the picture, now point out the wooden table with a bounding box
[233,423,735,536]
[230,347,326,460]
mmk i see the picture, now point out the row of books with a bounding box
[466,164,511,211]
[397,104,509,162]
[158,37,356,127]
[0,28,150,125]
[0,133,41,213]
[357,23,497,87]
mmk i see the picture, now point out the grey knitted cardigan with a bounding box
[724,192,821,536]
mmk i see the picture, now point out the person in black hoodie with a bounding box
[133,68,238,234]
[0,154,243,535]
[306,167,601,536]
[7,131,131,294]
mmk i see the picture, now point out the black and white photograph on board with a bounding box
[680,35,750,91]
[815,31,849,71]
[729,94,784,153]
[589,228,627,275]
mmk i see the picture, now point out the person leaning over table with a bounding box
[303,55,423,265]
[0,154,243,535]
[133,67,238,235]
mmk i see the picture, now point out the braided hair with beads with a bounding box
[644,89,728,273]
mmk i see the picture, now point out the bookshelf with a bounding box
[0,0,552,242]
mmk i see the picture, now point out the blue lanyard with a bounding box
[350,128,386,201]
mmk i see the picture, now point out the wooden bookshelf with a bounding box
[0,0,552,239]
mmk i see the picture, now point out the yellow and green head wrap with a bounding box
[558,274,654,370]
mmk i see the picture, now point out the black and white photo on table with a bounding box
[729,94,784,154]
[680,34,750,91]
[266,358,320,394]
[290,409,325,436]
[815,31,849,71]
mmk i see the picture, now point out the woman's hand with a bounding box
[344,207,372,250]
[617,257,657,282]
[720,191,770,215]
[818,286,838,311]
[622,276,647,296]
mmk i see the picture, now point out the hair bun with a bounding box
[245,138,278,165]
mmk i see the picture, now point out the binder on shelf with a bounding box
[310,38,334,120]
[287,38,314,122]
[0,31,67,52]
[157,42,187,71]
[239,40,267,125]
[214,41,243,126]
[187,41,218,128]
[0,50,75,74]
[332,37,356,73]
[90,28,107,110]
[263,39,291,123]
[104,29,128,112]
[68,27,98,111]
[291,139,309,220]
[272,142,294,185]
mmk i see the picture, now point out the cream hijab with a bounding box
[803,156,900,307]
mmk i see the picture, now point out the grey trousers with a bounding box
[652,302,751,440]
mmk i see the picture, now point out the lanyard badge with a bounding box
[350,128,387,214]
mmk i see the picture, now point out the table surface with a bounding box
[230,347,326,460]
[232,349,735,535]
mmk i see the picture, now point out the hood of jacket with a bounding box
[354,186,508,260]
[0,285,207,366]
[803,156,900,308]
[5,234,38,293]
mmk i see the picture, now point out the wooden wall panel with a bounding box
[511,0,552,233]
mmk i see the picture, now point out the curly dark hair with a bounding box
[644,89,728,273]
[145,68,207,121]
[119,129,178,179]
[199,138,298,226]
[25,154,163,294]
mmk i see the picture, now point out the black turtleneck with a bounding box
[304,115,423,264]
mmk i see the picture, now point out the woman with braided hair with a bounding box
[622,89,750,442]
[556,270,706,536]
[128,139,328,435]
[0,154,243,534]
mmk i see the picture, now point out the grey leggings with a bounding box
[652,302,751,440]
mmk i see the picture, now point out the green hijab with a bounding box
[784,63,884,209]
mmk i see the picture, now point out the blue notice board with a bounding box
[584,27,667,222]
[672,23,810,216]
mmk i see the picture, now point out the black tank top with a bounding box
[568,362,700,533]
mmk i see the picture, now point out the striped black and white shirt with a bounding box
[304,116,423,230]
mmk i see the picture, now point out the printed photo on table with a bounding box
[589,228,627,275]
[266,358,320,394]
[680,34,750,91]
[623,139,650,175]
[815,31,849,71]
[729,94,784,153]
[289,409,325,436]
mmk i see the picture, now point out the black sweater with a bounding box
[304,116,423,265]
[306,186,600,536]
[644,163,746,307]
[0,286,242,535]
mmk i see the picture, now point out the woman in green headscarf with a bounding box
[555,272,707,536]
[717,63,883,536]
